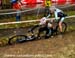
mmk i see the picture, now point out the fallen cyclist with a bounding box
[28,14,54,39]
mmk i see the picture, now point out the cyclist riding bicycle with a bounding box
[49,6,67,35]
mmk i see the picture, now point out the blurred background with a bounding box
[0,0,75,36]
[0,0,75,9]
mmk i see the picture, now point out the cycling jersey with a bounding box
[39,17,48,25]
[54,8,63,20]
[54,8,67,22]
[49,7,67,22]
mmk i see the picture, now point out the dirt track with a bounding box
[0,31,75,58]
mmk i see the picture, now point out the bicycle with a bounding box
[8,29,37,45]
[8,19,67,45]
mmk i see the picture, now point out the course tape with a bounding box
[0,15,75,25]
[0,8,38,15]
[0,4,75,15]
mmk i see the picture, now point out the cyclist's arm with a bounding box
[54,11,59,20]
[46,14,51,18]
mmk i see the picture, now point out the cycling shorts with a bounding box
[58,12,67,17]
[58,12,67,22]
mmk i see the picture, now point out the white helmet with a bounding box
[49,6,56,11]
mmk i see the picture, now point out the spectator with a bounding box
[16,9,21,21]
[0,0,2,9]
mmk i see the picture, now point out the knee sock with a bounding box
[51,28,53,35]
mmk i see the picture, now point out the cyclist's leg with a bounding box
[58,17,65,34]
[45,27,50,38]
[47,21,54,36]
[38,26,49,38]
[48,20,55,36]
[38,27,45,37]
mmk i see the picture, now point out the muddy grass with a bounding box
[0,31,75,58]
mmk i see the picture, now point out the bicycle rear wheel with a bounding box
[56,22,67,34]
[29,25,40,37]
[30,25,51,39]
[8,35,28,45]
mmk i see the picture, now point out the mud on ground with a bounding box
[0,18,75,58]
[0,31,75,58]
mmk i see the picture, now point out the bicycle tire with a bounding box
[8,35,32,45]
[30,25,51,38]
[56,22,67,34]
[29,25,40,36]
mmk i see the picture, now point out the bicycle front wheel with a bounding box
[8,35,28,45]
